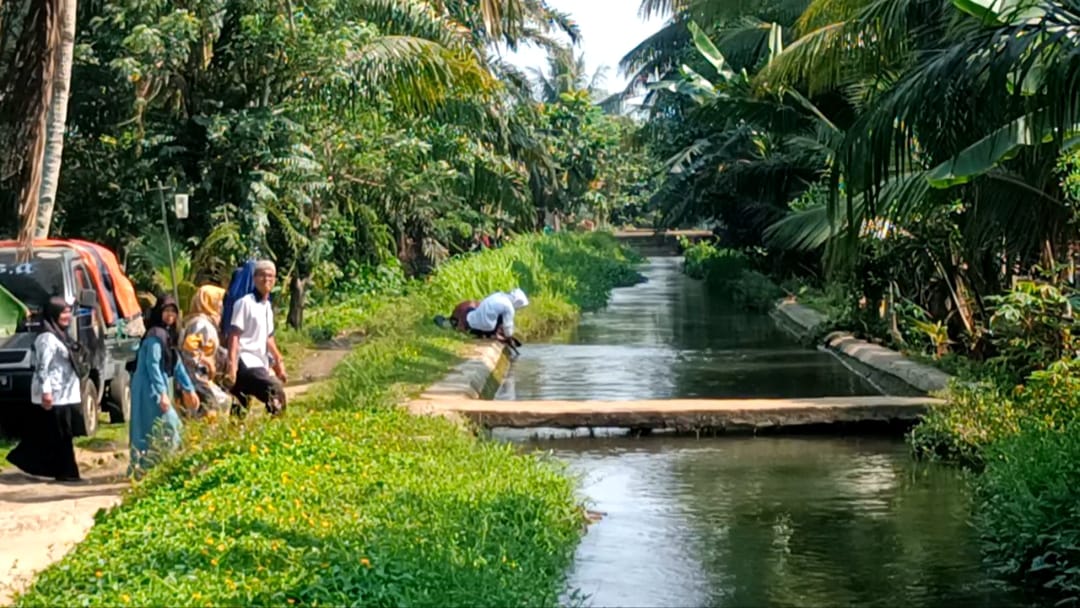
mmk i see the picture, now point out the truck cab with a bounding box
[0,246,137,438]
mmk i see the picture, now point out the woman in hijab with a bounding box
[6,296,85,482]
[129,294,198,475]
[180,285,229,417]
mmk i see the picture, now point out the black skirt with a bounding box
[6,403,83,480]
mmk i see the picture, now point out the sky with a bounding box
[500,0,667,96]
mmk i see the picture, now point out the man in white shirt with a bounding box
[226,260,287,415]
[464,288,529,341]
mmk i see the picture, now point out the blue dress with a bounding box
[129,335,194,475]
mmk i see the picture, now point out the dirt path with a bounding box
[0,457,127,606]
[292,344,353,384]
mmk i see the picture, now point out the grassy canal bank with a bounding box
[13,233,642,607]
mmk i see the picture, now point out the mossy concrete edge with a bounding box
[407,341,509,424]
[773,300,952,395]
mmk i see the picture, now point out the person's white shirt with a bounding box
[31,332,81,405]
[466,288,529,337]
[230,293,273,369]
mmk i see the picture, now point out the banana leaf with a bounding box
[0,283,29,338]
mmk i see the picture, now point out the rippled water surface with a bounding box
[531,436,1026,608]
[494,257,1027,607]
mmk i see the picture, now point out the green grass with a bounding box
[76,423,128,452]
[14,232,641,607]
[678,241,783,311]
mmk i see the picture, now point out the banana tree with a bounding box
[645,21,831,238]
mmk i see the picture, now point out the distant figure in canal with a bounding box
[436,288,528,354]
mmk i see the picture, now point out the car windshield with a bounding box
[0,252,66,312]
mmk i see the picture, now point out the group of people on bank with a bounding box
[6,260,286,482]
[6,255,531,483]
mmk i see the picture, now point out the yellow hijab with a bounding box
[189,285,225,327]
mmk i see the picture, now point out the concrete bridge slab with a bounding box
[415,395,942,430]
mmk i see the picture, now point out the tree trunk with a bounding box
[287,274,307,330]
[35,0,76,239]
[10,0,62,261]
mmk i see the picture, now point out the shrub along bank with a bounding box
[913,360,1080,603]
[679,239,782,312]
[14,232,643,608]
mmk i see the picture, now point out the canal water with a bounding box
[494,257,1027,607]
[494,257,879,401]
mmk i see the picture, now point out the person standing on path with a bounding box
[6,297,87,482]
[226,260,288,415]
[129,295,197,476]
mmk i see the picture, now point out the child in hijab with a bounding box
[180,285,230,417]
[129,294,198,476]
[6,296,85,482]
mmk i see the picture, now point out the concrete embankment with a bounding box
[771,300,952,394]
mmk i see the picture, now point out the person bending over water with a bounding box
[442,288,528,344]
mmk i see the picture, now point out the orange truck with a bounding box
[0,239,144,438]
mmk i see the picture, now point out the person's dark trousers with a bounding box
[230,361,286,416]
[468,314,504,339]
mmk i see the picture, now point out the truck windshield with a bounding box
[0,253,65,311]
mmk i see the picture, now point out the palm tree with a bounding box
[0,0,62,258]
[530,45,609,102]
[638,21,827,239]
[751,0,1079,337]
[34,0,77,239]
[616,0,810,104]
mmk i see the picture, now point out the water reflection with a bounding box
[535,436,1026,608]
[495,257,879,401]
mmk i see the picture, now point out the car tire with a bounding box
[106,369,132,424]
[81,379,99,437]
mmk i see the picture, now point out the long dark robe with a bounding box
[6,404,80,480]
[6,297,83,481]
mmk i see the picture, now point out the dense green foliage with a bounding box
[976,422,1080,603]
[681,239,783,311]
[14,232,641,607]
[631,0,1080,361]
